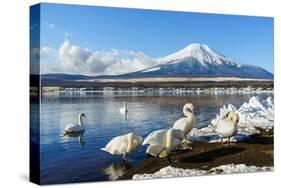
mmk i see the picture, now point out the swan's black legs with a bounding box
[167,155,172,164]
[160,156,171,164]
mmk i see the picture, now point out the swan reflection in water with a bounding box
[124,112,128,121]
[63,130,85,145]
[103,161,132,181]
[119,102,128,121]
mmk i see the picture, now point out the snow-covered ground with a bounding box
[132,164,273,180]
[189,96,274,143]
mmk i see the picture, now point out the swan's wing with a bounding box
[215,119,235,136]
[143,130,167,156]
[173,117,194,133]
[215,120,223,132]
[216,119,229,131]
[102,135,128,155]
[172,129,185,140]
[64,123,75,130]
[142,129,166,145]
[173,118,188,131]
[64,124,82,132]
[172,136,184,147]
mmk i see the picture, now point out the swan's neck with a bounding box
[78,116,83,127]
[166,130,173,150]
[183,110,193,118]
[126,133,133,153]
[124,103,127,110]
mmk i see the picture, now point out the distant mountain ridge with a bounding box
[41,43,273,82]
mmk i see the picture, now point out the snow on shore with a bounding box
[132,164,273,180]
[189,96,273,143]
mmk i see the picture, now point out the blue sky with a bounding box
[35,3,274,75]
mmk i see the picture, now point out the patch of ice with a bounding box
[238,96,274,129]
[132,164,273,180]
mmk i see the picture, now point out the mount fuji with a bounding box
[118,43,273,79]
[42,43,273,84]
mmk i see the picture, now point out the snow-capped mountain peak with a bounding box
[123,43,273,79]
[162,43,239,67]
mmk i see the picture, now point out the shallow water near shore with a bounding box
[33,92,272,184]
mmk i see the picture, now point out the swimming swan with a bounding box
[102,133,143,160]
[119,102,128,115]
[215,111,239,145]
[64,113,86,133]
[142,128,185,158]
[172,103,195,147]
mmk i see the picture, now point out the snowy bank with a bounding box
[189,96,273,143]
[211,96,274,129]
[132,164,273,180]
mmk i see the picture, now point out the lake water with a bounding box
[33,91,272,184]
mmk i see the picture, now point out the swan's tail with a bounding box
[101,147,111,153]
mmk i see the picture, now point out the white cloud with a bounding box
[44,22,55,28]
[41,40,157,75]
[40,46,53,58]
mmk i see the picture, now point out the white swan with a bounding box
[172,103,195,147]
[142,128,185,158]
[102,132,143,160]
[119,102,128,115]
[64,113,86,133]
[215,111,239,145]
